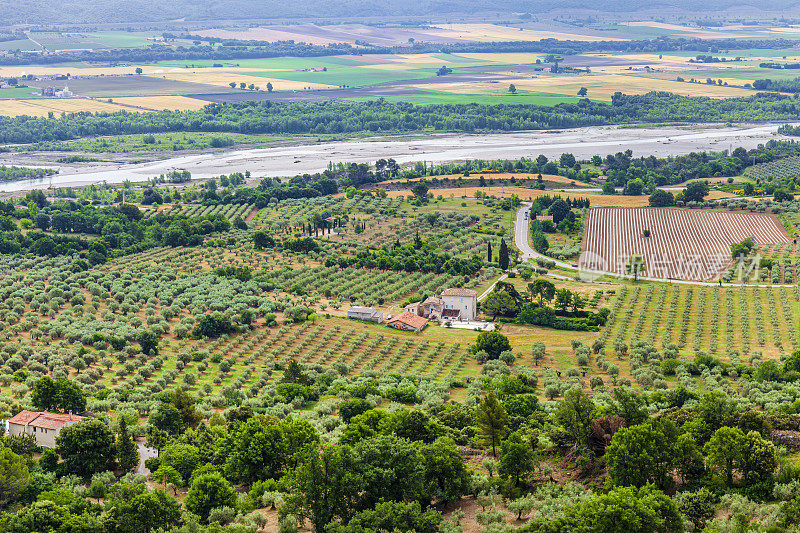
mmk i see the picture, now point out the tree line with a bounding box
[4,33,800,65]
[5,93,800,145]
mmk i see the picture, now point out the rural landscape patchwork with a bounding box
[12,1,800,532]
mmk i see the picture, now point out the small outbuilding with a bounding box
[387,311,429,332]
[347,306,383,323]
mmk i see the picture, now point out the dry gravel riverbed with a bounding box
[0,122,794,193]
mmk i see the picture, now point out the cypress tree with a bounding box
[487,241,493,262]
[116,418,139,472]
[499,238,509,270]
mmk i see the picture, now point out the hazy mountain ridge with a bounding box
[7,0,800,25]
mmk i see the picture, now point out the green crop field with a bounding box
[0,87,43,99]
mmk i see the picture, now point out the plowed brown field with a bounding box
[582,207,790,280]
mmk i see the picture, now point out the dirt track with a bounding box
[0,121,794,193]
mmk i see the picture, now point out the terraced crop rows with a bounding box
[258,265,498,306]
[164,320,474,391]
[600,283,799,357]
[745,155,800,182]
[583,207,790,280]
[143,203,253,219]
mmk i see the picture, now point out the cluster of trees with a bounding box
[6,93,800,145]
[325,237,484,276]
[648,181,710,206]
[752,77,800,92]
[387,154,599,185]
[0,165,57,183]
[527,196,587,256]
[0,198,230,261]
[482,280,609,331]
[599,148,745,194]
[778,124,800,136]
[7,333,800,532]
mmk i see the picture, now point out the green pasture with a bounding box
[0,87,43,99]
[84,31,161,48]
[0,38,40,51]
[254,66,437,87]
[153,56,367,70]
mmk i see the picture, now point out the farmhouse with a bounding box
[405,288,478,321]
[421,296,443,318]
[387,311,429,332]
[7,410,84,448]
[441,288,478,320]
[347,306,383,323]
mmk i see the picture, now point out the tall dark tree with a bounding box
[475,392,508,457]
[498,238,509,270]
[487,240,492,262]
[116,418,139,473]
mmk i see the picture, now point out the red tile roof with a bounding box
[7,410,83,430]
[387,311,429,330]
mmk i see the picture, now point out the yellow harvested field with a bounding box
[111,96,209,111]
[453,52,545,63]
[417,73,755,100]
[592,53,697,66]
[381,53,459,65]
[0,98,136,117]
[707,190,738,200]
[625,71,759,88]
[386,186,651,207]
[427,23,624,42]
[620,21,758,39]
[0,66,144,77]
[152,72,335,91]
[382,173,590,186]
[194,26,343,45]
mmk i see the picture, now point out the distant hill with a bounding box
[5,0,800,25]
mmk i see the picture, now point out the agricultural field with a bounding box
[2,42,798,114]
[581,207,790,280]
[745,155,800,184]
[110,96,213,111]
[599,283,800,359]
[0,97,143,117]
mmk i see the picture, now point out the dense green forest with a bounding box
[3,93,800,145]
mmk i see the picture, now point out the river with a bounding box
[0,122,794,193]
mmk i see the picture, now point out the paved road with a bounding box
[514,203,574,269]
[136,441,158,475]
[477,274,508,301]
[512,203,798,288]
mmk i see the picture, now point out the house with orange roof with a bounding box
[7,410,85,448]
[386,311,429,332]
